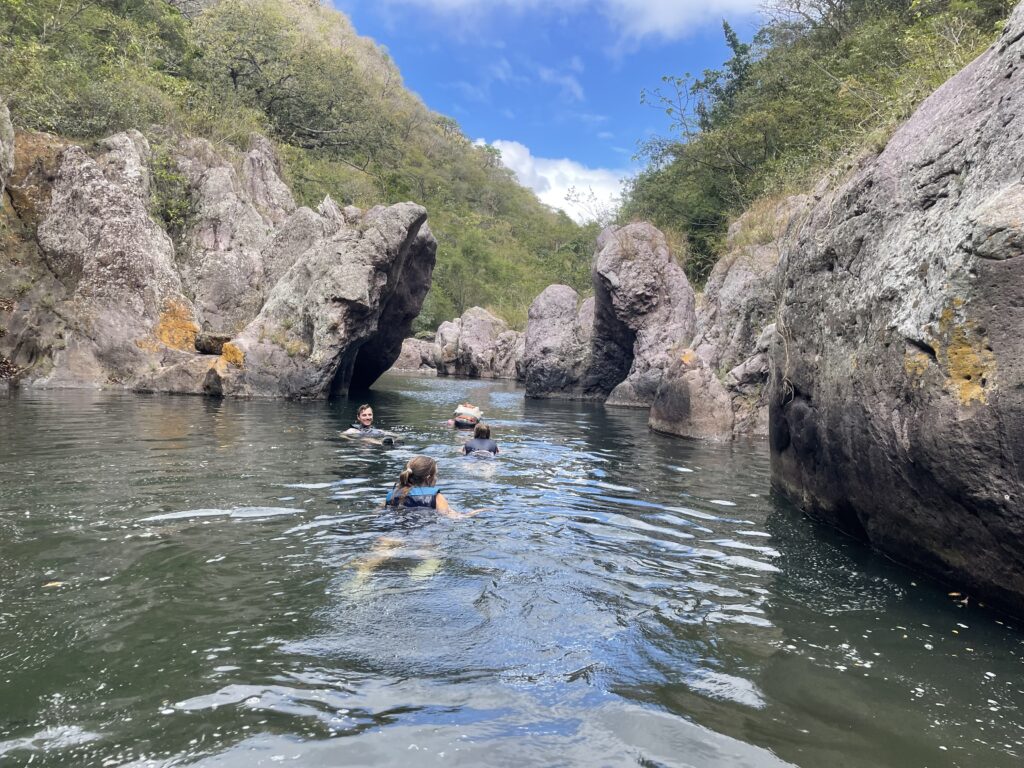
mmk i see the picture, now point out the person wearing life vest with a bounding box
[463,423,499,455]
[346,403,376,433]
[341,404,398,444]
[385,456,480,518]
[448,403,483,428]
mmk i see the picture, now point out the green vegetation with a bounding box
[0,0,595,330]
[620,0,1013,284]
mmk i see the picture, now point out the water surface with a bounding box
[1,374,1021,767]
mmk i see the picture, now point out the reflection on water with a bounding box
[0,374,1022,767]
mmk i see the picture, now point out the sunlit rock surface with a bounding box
[1,125,436,398]
[768,6,1024,614]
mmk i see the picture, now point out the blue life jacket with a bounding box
[385,485,441,508]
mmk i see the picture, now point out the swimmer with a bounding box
[349,456,484,588]
[385,455,482,519]
[447,402,483,429]
[341,404,397,445]
[462,423,499,456]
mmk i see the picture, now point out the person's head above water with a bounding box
[355,404,373,426]
[398,455,437,488]
[473,423,491,439]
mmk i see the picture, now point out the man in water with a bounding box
[341,404,396,444]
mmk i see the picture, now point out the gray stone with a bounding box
[651,197,807,439]
[241,135,296,227]
[35,132,199,388]
[588,223,696,407]
[391,337,440,373]
[649,350,734,441]
[523,285,594,398]
[173,137,274,334]
[434,307,523,379]
[207,202,436,399]
[769,3,1024,615]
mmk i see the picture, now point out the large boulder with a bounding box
[391,337,440,373]
[585,223,696,407]
[434,306,523,379]
[651,197,809,439]
[769,6,1024,615]
[35,132,199,387]
[206,203,435,399]
[523,285,594,398]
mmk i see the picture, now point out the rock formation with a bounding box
[524,223,695,405]
[588,223,696,406]
[522,285,594,398]
[650,197,809,439]
[0,126,436,398]
[205,203,434,398]
[433,306,523,379]
[768,7,1024,614]
[34,131,200,388]
[391,337,440,373]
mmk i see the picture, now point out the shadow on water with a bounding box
[0,374,1021,767]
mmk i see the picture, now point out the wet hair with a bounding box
[473,423,490,439]
[391,456,437,506]
[356,403,372,417]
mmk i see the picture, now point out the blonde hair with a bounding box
[392,456,437,505]
[473,423,490,439]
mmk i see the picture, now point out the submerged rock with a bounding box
[769,6,1024,614]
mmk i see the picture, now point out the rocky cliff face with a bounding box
[649,197,809,440]
[0,126,436,398]
[769,5,1024,613]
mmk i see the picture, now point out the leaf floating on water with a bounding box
[42,581,64,588]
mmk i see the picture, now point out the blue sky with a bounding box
[332,1,763,221]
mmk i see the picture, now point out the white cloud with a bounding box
[538,67,584,102]
[602,0,762,43]
[488,139,626,224]
[372,0,762,42]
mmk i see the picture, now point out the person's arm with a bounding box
[435,492,483,519]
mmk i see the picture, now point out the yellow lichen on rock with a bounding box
[221,342,244,368]
[926,303,996,406]
[679,348,699,367]
[904,350,930,377]
[156,300,199,352]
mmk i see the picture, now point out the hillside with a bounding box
[620,0,1013,284]
[0,0,595,330]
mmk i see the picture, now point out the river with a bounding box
[0,373,1021,767]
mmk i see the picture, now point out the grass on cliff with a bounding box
[0,0,595,331]
[619,0,1014,286]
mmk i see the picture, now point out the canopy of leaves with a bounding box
[621,0,1013,285]
[0,0,595,331]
